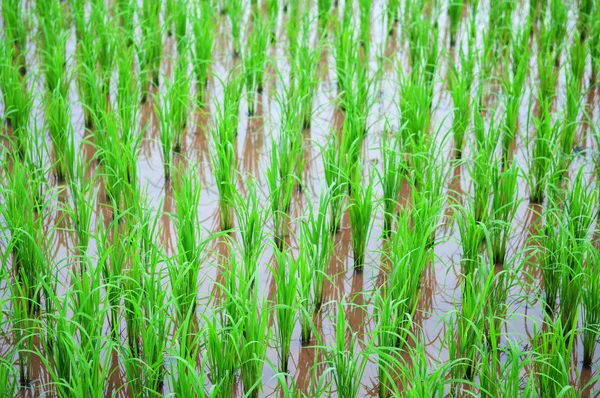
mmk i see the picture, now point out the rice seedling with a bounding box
[527,105,558,204]
[301,188,333,311]
[456,202,484,276]
[348,166,374,270]
[38,2,69,98]
[203,309,241,398]
[448,46,475,157]
[582,249,600,367]
[321,131,346,234]
[92,1,117,93]
[45,88,72,181]
[2,0,27,74]
[292,15,321,129]
[228,0,244,56]
[272,246,299,374]
[358,0,373,53]
[502,24,529,163]
[233,178,267,286]
[532,317,576,397]
[317,0,332,32]
[170,165,205,325]
[325,301,369,398]
[192,1,215,105]
[489,161,519,266]
[244,11,269,115]
[296,238,313,345]
[138,0,163,100]
[0,41,33,159]
[211,122,237,232]
[379,128,404,236]
[240,289,271,397]
[169,325,206,396]
[165,50,191,153]
[448,0,465,46]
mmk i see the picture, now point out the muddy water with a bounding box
[1,0,600,396]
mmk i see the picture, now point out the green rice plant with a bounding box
[277,78,306,191]
[332,6,355,95]
[192,1,214,105]
[348,166,374,270]
[528,106,558,204]
[398,68,434,158]
[203,310,241,398]
[561,53,584,163]
[386,0,400,35]
[266,0,278,43]
[157,93,174,181]
[38,5,69,98]
[470,148,493,224]
[244,11,269,115]
[317,0,331,31]
[173,0,189,55]
[489,161,519,266]
[532,317,576,397]
[166,51,191,153]
[583,249,600,367]
[2,0,27,74]
[228,0,244,56]
[384,205,429,349]
[94,109,141,213]
[0,355,16,396]
[578,0,595,40]
[296,236,313,345]
[325,302,369,398]
[138,0,163,101]
[170,166,205,325]
[301,188,333,311]
[286,0,301,59]
[456,202,483,276]
[322,131,346,234]
[272,246,299,374]
[75,33,104,129]
[0,41,33,159]
[502,24,529,163]
[536,26,559,110]
[293,15,321,129]
[116,44,140,142]
[400,338,454,397]
[358,0,372,53]
[211,122,237,232]
[406,6,439,86]
[448,47,475,157]
[169,324,206,396]
[448,0,465,46]
[379,129,404,236]
[372,285,406,398]
[591,6,600,81]
[92,1,117,92]
[539,202,564,316]
[115,0,136,45]
[240,290,271,397]
[233,178,266,286]
[266,141,293,246]
[67,155,95,260]
[45,88,72,181]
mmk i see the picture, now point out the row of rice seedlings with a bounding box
[211,74,243,231]
[0,41,33,159]
[244,10,269,116]
[192,1,215,105]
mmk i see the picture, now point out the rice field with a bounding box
[1,0,600,396]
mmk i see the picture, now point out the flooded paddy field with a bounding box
[1,0,600,396]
